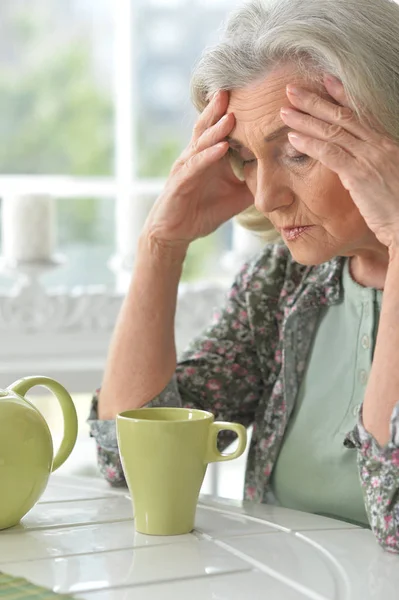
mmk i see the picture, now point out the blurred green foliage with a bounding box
[0,3,224,281]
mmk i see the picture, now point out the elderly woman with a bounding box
[89,0,399,552]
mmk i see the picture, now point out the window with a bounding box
[0,0,114,176]
[0,0,246,290]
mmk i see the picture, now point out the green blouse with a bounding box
[271,260,383,525]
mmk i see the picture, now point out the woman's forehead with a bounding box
[227,65,323,118]
[226,69,298,144]
[227,67,328,146]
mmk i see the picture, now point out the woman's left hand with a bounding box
[280,75,399,252]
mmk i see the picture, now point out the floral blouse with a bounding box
[88,243,399,553]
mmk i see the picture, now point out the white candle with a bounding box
[2,195,55,264]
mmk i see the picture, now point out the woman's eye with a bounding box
[288,153,310,164]
[228,147,256,167]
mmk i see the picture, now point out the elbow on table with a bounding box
[374,528,399,554]
[96,444,127,488]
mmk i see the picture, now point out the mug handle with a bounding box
[9,376,78,472]
[206,422,247,463]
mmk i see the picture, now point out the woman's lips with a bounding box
[281,226,314,241]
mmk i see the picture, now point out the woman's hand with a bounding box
[143,91,253,252]
[280,75,399,253]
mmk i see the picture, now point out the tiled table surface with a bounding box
[0,475,398,599]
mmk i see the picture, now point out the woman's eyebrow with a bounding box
[225,136,244,149]
[264,125,292,143]
[226,125,292,148]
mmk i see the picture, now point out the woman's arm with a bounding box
[92,88,256,483]
[99,234,187,420]
[362,253,399,445]
[99,89,253,418]
[348,252,399,552]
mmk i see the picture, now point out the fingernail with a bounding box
[286,85,303,96]
[280,107,293,116]
[324,74,341,86]
[213,142,227,151]
[288,132,303,143]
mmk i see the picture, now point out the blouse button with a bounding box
[353,404,362,417]
[359,369,368,385]
[361,334,370,350]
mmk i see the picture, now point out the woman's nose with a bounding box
[253,162,294,215]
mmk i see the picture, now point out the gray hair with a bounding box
[190,0,399,241]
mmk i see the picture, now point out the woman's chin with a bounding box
[284,241,336,266]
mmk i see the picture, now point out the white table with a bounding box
[0,475,398,599]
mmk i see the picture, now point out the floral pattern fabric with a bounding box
[88,243,399,553]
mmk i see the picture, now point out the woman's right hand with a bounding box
[143,91,254,252]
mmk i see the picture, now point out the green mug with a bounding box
[116,407,247,536]
[0,376,78,530]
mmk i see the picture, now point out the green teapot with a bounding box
[0,376,78,530]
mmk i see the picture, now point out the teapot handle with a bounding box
[8,376,78,472]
